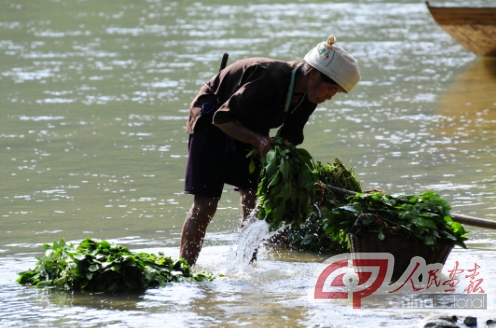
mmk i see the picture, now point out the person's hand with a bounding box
[215,121,274,157]
[255,135,272,157]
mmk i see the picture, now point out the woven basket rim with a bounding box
[347,231,455,247]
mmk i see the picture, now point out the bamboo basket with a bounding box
[347,231,454,283]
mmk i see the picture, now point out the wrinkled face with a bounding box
[306,71,345,104]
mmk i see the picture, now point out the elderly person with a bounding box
[180,36,360,265]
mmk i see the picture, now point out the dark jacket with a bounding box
[185,58,317,145]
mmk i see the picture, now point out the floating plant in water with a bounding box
[17,238,215,293]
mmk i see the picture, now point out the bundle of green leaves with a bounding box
[253,137,316,231]
[314,159,362,194]
[17,238,215,293]
[284,159,363,253]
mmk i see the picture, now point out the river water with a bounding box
[1,0,495,327]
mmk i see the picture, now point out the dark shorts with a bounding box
[184,115,260,199]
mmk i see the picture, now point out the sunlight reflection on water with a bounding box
[1,0,496,326]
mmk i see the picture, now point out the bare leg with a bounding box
[179,195,218,266]
[238,188,257,228]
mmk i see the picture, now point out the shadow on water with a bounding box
[438,57,496,125]
[412,57,496,219]
[47,290,145,310]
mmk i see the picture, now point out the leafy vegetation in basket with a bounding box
[17,238,215,293]
[252,137,317,231]
[324,191,469,250]
[251,140,469,255]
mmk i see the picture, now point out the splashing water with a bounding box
[227,214,280,271]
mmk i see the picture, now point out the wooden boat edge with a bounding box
[426,1,496,25]
[425,1,496,57]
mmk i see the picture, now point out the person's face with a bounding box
[306,71,345,104]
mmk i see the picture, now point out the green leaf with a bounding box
[249,158,256,174]
[88,264,99,272]
[424,235,435,246]
[267,172,281,188]
[417,217,438,229]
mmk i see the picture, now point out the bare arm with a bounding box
[214,121,272,157]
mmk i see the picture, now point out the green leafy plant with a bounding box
[17,238,215,293]
[325,191,469,250]
[284,159,363,253]
[253,137,317,231]
[314,159,362,193]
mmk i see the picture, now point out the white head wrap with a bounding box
[303,36,360,93]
